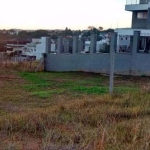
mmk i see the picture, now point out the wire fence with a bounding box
[126,0,150,4]
[0,53,21,62]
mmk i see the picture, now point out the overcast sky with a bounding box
[0,0,132,30]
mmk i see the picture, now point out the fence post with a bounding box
[46,37,51,54]
[131,31,140,75]
[57,37,63,54]
[132,31,140,54]
[43,37,51,71]
[90,34,97,53]
[64,39,69,53]
[73,36,79,54]
[109,32,117,94]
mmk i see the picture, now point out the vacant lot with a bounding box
[0,62,150,149]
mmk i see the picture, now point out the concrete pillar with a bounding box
[109,32,117,94]
[73,36,79,54]
[132,31,140,54]
[64,39,69,53]
[131,31,140,75]
[44,37,51,71]
[110,32,117,53]
[45,37,51,54]
[129,36,133,53]
[57,37,63,54]
[48,37,51,53]
[90,34,97,53]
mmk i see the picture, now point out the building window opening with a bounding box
[137,12,147,19]
[117,35,132,53]
[139,36,150,53]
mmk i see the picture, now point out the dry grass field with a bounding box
[0,61,150,149]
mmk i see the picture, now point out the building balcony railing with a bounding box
[126,0,139,4]
[126,0,149,11]
[126,0,150,4]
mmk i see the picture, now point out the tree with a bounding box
[87,26,100,35]
[73,30,81,36]
[88,26,94,30]
[92,28,99,35]
[99,26,103,31]
[18,30,28,38]
[105,28,114,33]
[51,34,58,39]
[64,27,73,36]
[32,30,49,38]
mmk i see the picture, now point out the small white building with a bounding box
[84,38,110,53]
[21,37,56,60]
[21,42,37,60]
[6,38,30,54]
[35,37,48,60]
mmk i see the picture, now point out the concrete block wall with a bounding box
[44,32,150,76]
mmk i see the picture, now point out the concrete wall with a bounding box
[132,53,150,75]
[44,32,150,76]
[45,53,133,75]
[45,53,110,73]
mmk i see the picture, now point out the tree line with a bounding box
[0,27,114,52]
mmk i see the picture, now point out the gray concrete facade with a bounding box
[44,32,150,76]
[126,0,150,29]
[140,0,150,4]
[132,12,147,29]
